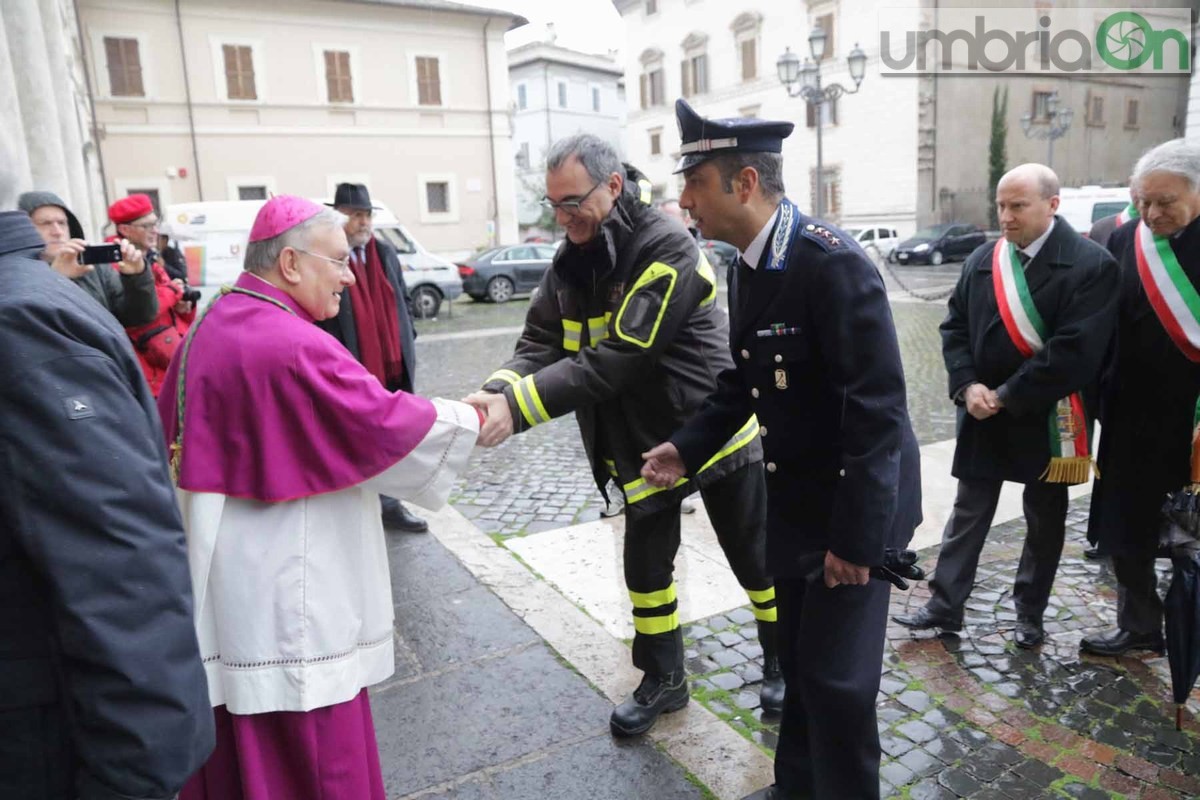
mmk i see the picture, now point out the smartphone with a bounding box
[79,243,122,265]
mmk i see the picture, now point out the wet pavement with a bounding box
[386,261,1200,798]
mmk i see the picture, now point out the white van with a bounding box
[1057,186,1131,234]
[163,199,463,318]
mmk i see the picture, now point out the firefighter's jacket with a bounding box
[482,178,761,514]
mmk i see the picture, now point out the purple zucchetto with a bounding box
[248,195,323,243]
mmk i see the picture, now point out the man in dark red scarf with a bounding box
[319,183,427,532]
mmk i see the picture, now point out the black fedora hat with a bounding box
[327,182,380,210]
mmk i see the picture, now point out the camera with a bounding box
[181,284,202,304]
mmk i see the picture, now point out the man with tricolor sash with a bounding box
[896,164,1118,650]
[464,133,780,737]
[1082,139,1200,657]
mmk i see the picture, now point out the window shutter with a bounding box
[640,74,649,109]
[681,61,691,97]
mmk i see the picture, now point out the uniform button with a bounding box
[760,426,767,437]
[839,468,846,477]
[766,462,777,473]
[741,349,750,360]
[774,354,783,363]
[751,388,760,398]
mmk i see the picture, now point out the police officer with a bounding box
[643,100,921,800]
[464,133,783,737]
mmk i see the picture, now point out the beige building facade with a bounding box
[75,0,524,252]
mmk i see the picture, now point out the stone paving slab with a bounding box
[416,735,705,800]
[376,529,707,800]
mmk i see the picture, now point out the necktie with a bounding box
[1016,250,1031,268]
[736,257,753,319]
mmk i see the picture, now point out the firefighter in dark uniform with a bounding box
[642,100,922,800]
[464,132,782,737]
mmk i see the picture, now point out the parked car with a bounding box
[892,223,987,266]
[698,237,738,268]
[845,226,901,258]
[459,243,559,302]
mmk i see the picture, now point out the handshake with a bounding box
[461,391,513,448]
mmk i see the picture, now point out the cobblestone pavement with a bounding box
[683,499,1200,799]
[406,269,1200,797]
[415,283,957,539]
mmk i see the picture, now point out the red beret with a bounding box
[108,194,154,224]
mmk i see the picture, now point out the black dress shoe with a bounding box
[1014,617,1045,649]
[760,655,785,714]
[892,606,963,633]
[610,670,689,737]
[1080,628,1165,656]
[381,501,429,533]
[1083,547,1105,561]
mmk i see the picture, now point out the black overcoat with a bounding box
[1089,216,1200,558]
[671,204,921,577]
[319,234,418,392]
[941,218,1118,483]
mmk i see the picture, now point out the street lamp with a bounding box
[777,25,867,218]
[1019,90,1073,169]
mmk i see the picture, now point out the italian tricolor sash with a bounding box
[991,239,1095,485]
[1116,202,1139,227]
[1134,221,1200,486]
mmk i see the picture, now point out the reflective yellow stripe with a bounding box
[513,375,551,427]
[633,612,680,635]
[629,584,677,609]
[746,586,775,605]
[621,415,759,505]
[752,605,778,622]
[604,458,618,478]
[562,319,582,353]
[614,261,678,349]
[697,250,717,307]
[623,475,688,504]
[486,369,522,386]
[696,416,759,474]
[638,178,653,205]
[587,314,610,346]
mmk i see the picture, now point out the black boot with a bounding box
[757,620,785,714]
[610,670,689,737]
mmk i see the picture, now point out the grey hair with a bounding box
[243,207,346,276]
[711,152,786,200]
[1132,138,1200,191]
[546,133,622,184]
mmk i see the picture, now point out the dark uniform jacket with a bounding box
[319,235,418,393]
[941,218,1118,483]
[1089,216,1200,558]
[671,203,921,575]
[482,168,761,513]
[0,213,213,800]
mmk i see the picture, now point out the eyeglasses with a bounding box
[294,248,352,273]
[540,180,603,214]
[125,219,159,230]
